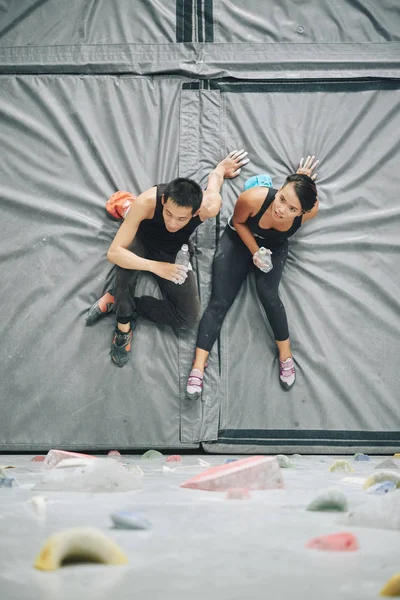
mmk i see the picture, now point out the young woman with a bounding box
[186,155,319,398]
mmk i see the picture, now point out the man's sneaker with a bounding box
[186,368,205,401]
[111,326,133,367]
[86,291,115,325]
[106,191,135,219]
[279,356,296,390]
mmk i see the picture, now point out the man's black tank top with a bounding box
[137,184,202,255]
[245,187,302,247]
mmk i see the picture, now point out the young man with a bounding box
[87,150,249,367]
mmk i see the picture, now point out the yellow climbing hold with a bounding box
[380,573,400,596]
[329,460,354,473]
[34,527,128,571]
[363,471,400,491]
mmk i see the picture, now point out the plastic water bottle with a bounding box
[256,247,273,273]
[175,244,190,268]
[174,244,190,284]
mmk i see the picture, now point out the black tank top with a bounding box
[137,184,202,255]
[246,187,302,247]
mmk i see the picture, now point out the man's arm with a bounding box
[198,149,249,221]
[107,187,156,271]
[107,187,188,283]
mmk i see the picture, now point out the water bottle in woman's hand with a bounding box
[253,246,273,273]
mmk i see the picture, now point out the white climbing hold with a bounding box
[125,464,144,476]
[340,476,366,486]
[34,527,129,570]
[54,458,95,469]
[44,449,96,469]
[111,511,151,530]
[375,458,398,471]
[27,496,48,519]
[345,491,400,531]
[33,458,142,493]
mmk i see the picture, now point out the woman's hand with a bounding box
[297,155,319,180]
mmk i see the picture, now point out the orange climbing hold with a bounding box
[180,456,283,492]
[306,532,359,552]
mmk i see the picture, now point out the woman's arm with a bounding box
[296,154,319,223]
[231,189,264,255]
[302,198,319,223]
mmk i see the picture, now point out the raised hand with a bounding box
[297,155,319,180]
[219,149,250,179]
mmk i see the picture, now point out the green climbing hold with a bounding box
[141,450,164,460]
[276,455,294,468]
[306,488,348,512]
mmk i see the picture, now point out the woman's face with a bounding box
[271,182,303,224]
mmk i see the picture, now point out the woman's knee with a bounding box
[256,283,280,310]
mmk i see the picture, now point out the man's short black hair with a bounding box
[164,178,203,214]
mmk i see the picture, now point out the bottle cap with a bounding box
[181,244,189,251]
[259,247,267,255]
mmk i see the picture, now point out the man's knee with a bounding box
[175,301,201,331]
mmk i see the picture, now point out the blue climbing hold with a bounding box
[353,452,370,461]
[0,477,16,488]
[366,480,396,495]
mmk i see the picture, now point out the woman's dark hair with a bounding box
[164,178,203,214]
[284,173,318,213]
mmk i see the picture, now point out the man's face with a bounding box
[162,197,193,232]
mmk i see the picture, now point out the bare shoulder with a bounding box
[236,187,269,214]
[130,186,157,218]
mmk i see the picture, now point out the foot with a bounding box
[106,191,135,219]
[279,356,296,390]
[186,368,204,401]
[86,291,115,325]
[111,326,134,367]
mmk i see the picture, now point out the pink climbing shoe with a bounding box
[186,368,204,401]
[279,356,296,390]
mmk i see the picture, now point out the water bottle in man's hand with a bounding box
[174,244,190,284]
[253,246,273,273]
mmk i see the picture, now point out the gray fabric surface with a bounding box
[200,80,400,453]
[0,74,202,450]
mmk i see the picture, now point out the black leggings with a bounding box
[196,226,289,351]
